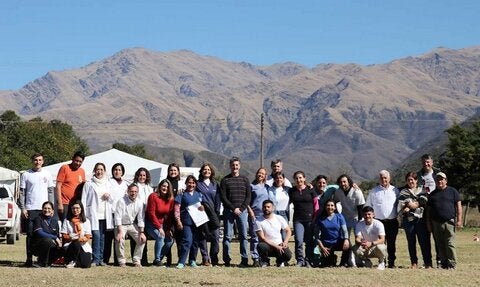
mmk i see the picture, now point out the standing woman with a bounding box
[267,172,290,222]
[146,179,175,266]
[166,163,185,266]
[61,200,92,268]
[289,171,316,267]
[104,163,128,265]
[175,175,204,269]
[30,201,63,267]
[247,167,270,267]
[132,167,153,266]
[398,172,432,268]
[196,163,221,266]
[82,162,114,266]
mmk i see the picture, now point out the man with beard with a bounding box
[332,174,365,266]
[255,199,292,267]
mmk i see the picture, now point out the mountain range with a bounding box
[1,46,480,181]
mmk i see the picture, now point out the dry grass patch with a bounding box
[1,229,479,287]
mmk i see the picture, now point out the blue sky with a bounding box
[1,0,479,90]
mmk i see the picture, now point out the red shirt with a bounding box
[146,192,174,230]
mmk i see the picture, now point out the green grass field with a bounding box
[1,227,480,287]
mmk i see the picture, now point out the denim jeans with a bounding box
[223,208,249,264]
[92,219,106,264]
[249,215,262,260]
[403,217,432,266]
[145,219,174,263]
[293,220,313,265]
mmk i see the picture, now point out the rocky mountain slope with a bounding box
[2,46,480,180]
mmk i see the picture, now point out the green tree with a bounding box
[0,111,89,170]
[439,121,480,221]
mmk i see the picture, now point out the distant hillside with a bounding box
[2,46,480,181]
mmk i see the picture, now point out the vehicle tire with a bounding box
[7,234,15,244]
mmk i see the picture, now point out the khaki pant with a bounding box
[352,243,387,264]
[431,220,457,268]
[115,224,145,264]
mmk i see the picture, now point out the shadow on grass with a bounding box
[0,260,25,267]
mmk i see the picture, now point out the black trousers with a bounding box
[381,218,399,267]
[65,240,92,268]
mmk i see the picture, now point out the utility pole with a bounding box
[260,113,264,167]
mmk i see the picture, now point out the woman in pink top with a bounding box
[145,179,175,266]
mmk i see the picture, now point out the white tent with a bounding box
[0,167,20,198]
[43,148,200,187]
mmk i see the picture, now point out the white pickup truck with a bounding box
[0,186,21,244]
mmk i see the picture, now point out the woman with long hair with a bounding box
[61,200,92,268]
[196,162,221,266]
[398,171,432,268]
[289,170,316,267]
[81,162,114,266]
[165,163,185,266]
[247,167,270,267]
[146,179,175,266]
[30,201,63,267]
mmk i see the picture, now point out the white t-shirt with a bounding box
[255,214,288,245]
[355,219,385,242]
[421,171,436,194]
[20,168,54,210]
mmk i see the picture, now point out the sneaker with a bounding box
[134,262,143,268]
[119,263,126,268]
[66,261,76,268]
[97,261,107,267]
[176,263,185,269]
[190,261,198,268]
[253,259,261,268]
[377,262,386,270]
[296,261,304,267]
[261,261,268,268]
[24,259,33,267]
[238,260,249,268]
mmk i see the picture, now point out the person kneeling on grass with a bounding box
[313,199,351,267]
[114,183,146,267]
[61,201,92,268]
[255,199,292,267]
[352,205,387,270]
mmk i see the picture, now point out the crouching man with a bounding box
[352,206,387,270]
[255,199,292,267]
[114,183,146,267]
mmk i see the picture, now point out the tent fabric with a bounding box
[42,149,199,187]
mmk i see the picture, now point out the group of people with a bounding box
[18,152,462,270]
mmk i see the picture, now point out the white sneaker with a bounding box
[66,261,76,268]
[278,262,285,267]
[377,262,385,270]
